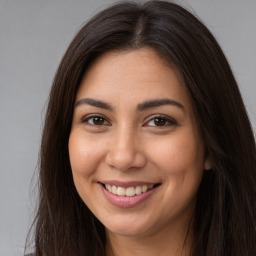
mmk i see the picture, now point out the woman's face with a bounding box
[69,48,211,238]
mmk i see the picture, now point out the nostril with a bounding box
[105,149,146,171]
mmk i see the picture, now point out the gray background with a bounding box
[0,0,255,255]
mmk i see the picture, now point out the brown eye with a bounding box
[83,115,109,126]
[154,118,167,126]
[92,117,104,125]
[145,115,177,128]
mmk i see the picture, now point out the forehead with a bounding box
[76,48,193,111]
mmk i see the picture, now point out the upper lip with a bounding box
[99,180,161,188]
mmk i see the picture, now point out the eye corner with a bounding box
[81,114,111,127]
[143,114,178,128]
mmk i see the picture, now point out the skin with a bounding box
[69,48,212,256]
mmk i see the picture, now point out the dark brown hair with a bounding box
[26,1,256,255]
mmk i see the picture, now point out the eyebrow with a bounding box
[75,98,113,110]
[137,98,184,111]
[75,97,184,112]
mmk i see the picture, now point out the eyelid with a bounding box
[143,114,178,127]
[80,113,177,128]
[82,114,111,126]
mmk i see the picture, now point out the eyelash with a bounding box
[82,115,110,126]
[144,115,177,128]
[82,114,177,128]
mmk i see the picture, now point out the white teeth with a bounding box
[105,184,155,197]
[126,187,135,196]
[116,186,126,196]
[135,186,142,195]
[106,184,111,192]
[112,185,117,195]
[142,185,147,193]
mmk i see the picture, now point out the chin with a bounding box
[107,226,148,237]
[103,217,154,238]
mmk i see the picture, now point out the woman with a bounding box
[26,1,256,255]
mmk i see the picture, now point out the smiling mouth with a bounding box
[101,183,161,197]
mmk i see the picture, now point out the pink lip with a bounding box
[100,183,159,208]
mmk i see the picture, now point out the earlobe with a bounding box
[204,156,212,170]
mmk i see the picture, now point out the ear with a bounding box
[204,155,212,170]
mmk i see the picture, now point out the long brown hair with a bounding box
[26,1,256,255]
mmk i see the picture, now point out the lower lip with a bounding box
[100,184,158,208]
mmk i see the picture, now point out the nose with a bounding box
[105,127,146,171]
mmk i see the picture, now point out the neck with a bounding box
[105,218,193,256]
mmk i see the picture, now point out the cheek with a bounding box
[68,131,104,176]
[68,132,100,203]
[149,130,205,176]
[150,132,205,217]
